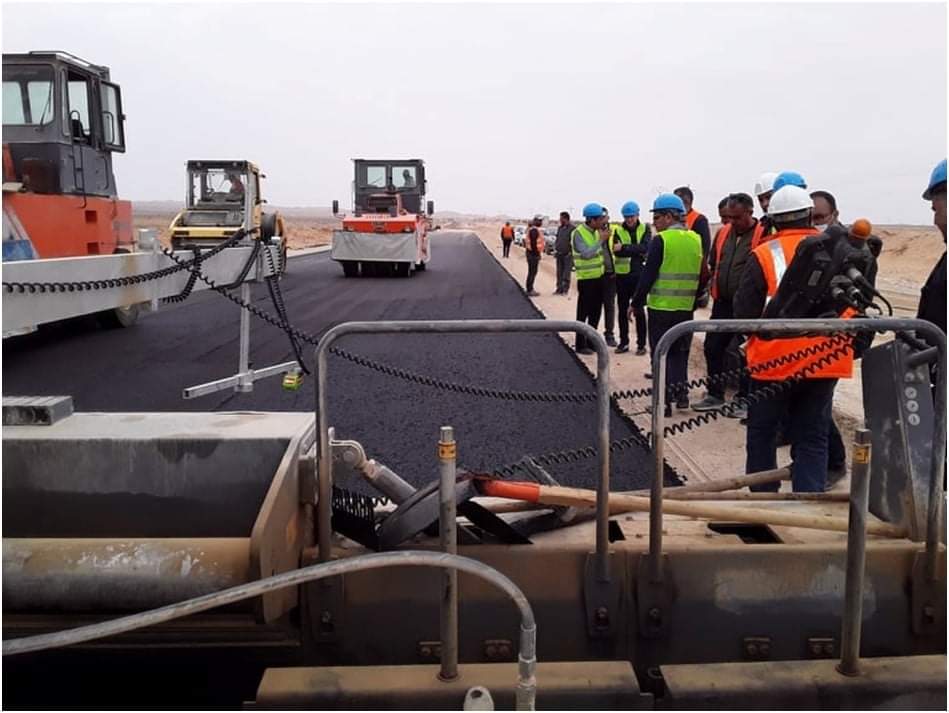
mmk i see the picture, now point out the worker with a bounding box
[674,186,711,308]
[572,203,608,354]
[919,158,947,341]
[524,215,544,297]
[734,185,854,492]
[717,197,729,226]
[632,193,705,415]
[753,172,778,238]
[611,201,651,354]
[500,221,515,258]
[226,172,245,199]
[554,211,574,295]
[693,193,761,417]
[772,170,807,192]
[600,210,618,347]
[401,169,416,188]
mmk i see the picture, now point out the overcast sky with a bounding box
[3,2,946,223]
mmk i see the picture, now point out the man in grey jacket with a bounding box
[554,211,574,295]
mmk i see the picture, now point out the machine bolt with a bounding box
[420,645,432,658]
[320,610,333,625]
[595,606,610,625]
[647,607,662,622]
[759,642,771,657]
[824,643,834,656]
[746,643,758,657]
[810,642,822,656]
[499,643,512,658]
[923,605,936,622]
[485,644,497,658]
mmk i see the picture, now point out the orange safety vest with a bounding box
[501,225,514,239]
[525,226,544,255]
[745,227,854,381]
[685,210,703,231]
[710,221,773,300]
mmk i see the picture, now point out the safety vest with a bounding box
[710,221,772,300]
[685,210,704,231]
[501,225,514,239]
[525,226,544,255]
[610,222,647,275]
[745,228,854,381]
[646,228,703,311]
[571,224,605,280]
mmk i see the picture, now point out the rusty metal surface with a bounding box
[252,661,647,710]
[660,655,947,710]
[3,538,250,612]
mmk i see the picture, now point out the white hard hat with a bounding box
[754,172,778,197]
[767,185,814,221]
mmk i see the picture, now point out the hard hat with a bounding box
[773,171,807,192]
[621,201,640,217]
[651,193,686,214]
[754,172,778,197]
[767,185,813,219]
[582,202,606,218]
[922,158,947,199]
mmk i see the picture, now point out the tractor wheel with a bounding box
[360,261,375,277]
[261,212,278,241]
[279,240,289,275]
[341,261,359,278]
[394,262,410,278]
[97,302,141,329]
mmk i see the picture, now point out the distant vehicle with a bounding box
[513,227,525,246]
[543,228,557,255]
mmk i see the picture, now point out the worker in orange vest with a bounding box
[733,185,854,492]
[675,186,711,308]
[693,192,768,417]
[524,215,545,296]
[500,222,515,258]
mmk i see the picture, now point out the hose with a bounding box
[2,550,538,711]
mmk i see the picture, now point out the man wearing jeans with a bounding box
[524,215,544,296]
[554,211,574,295]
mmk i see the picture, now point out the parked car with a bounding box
[543,228,557,254]
[513,226,525,246]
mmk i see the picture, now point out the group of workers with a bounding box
[503,159,947,495]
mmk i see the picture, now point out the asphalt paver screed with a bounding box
[2,231,679,491]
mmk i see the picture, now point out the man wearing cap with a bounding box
[632,194,706,414]
[919,159,947,339]
[754,172,778,238]
[572,203,609,354]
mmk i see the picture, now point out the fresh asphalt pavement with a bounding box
[2,231,676,491]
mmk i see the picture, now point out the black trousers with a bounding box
[502,239,513,257]
[616,272,645,348]
[575,277,604,350]
[525,254,540,292]
[555,253,572,293]
[704,298,749,400]
[647,308,693,402]
[602,273,617,337]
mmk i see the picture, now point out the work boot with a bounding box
[726,400,749,420]
[635,346,647,356]
[615,343,629,354]
[605,334,617,347]
[691,394,725,412]
[527,290,540,297]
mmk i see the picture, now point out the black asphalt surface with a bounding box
[2,231,676,491]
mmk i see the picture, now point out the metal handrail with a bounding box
[315,320,613,581]
[649,317,946,583]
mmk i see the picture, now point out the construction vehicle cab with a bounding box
[169,160,287,274]
[331,158,433,278]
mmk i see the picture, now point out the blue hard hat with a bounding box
[773,171,807,191]
[651,193,686,214]
[621,200,640,217]
[923,159,947,199]
[582,202,606,219]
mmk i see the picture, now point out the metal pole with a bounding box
[838,429,872,677]
[649,330,667,583]
[438,425,459,681]
[237,281,251,392]
[594,328,612,583]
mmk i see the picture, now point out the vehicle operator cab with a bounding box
[344,159,434,217]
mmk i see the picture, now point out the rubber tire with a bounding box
[97,303,141,329]
[261,212,278,241]
[279,241,288,276]
[341,260,359,278]
[361,261,376,277]
[395,262,410,278]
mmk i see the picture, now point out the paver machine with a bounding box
[169,160,288,275]
[2,50,137,327]
[331,158,433,277]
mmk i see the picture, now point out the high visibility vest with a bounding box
[501,225,514,239]
[525,226,544,255]
[571,224,605,280]
[610,222,647,275]
[710,220,772,300]
[746,228,855,380]
[646,228,703,311]
[685,210,704,231]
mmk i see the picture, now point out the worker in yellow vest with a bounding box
[610,201,651,354]
[631,194,706,415]
[571,203,609,354]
